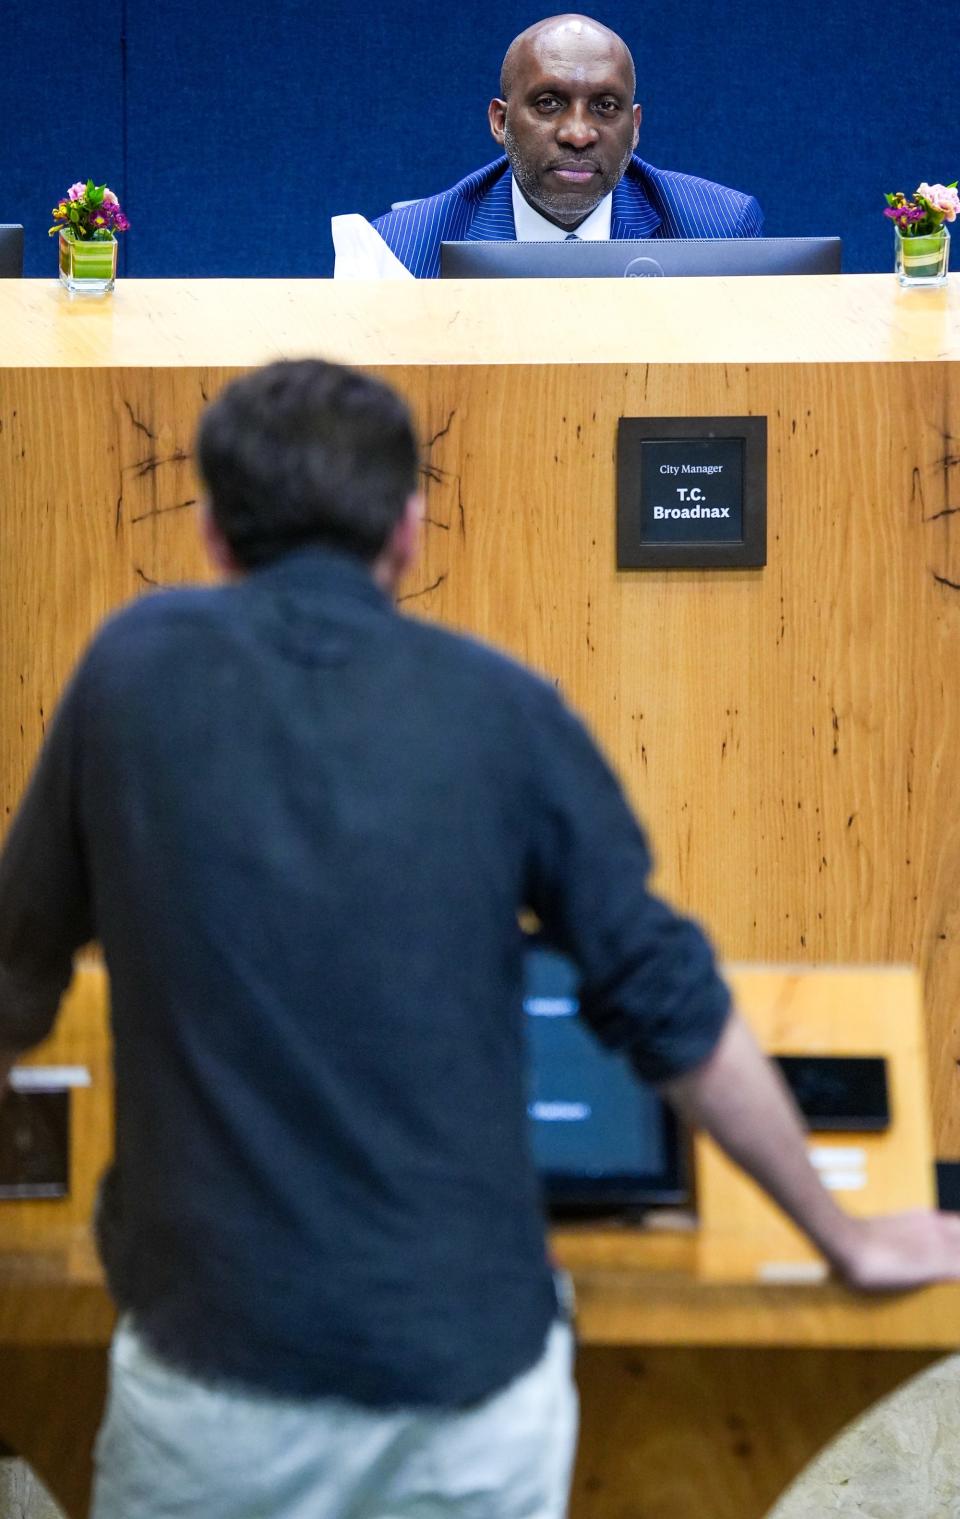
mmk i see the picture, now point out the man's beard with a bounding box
[504,124,633,226]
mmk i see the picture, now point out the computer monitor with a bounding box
[441,236,841,279]
[0,225,24,278]
[523,940,686,1214]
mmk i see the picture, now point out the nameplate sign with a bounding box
[617,417,767,569]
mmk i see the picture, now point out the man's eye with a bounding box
[535,96,562,112]
[595,99,620,115]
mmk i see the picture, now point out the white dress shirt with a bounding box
[331,179,615,279]
[510,178,613,240]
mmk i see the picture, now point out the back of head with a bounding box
[196,360,420,569]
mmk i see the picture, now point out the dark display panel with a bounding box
[523,944,686,1212]
[775,1055,890,1131]
[0,1089,70,1199]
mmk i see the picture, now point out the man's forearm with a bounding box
[661,1011,960,1290]
[660,1012,860,1270]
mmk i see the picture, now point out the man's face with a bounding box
[489,32,640,229]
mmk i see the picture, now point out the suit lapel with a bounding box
[466,169,517,241]
[611,166,663,239]
[463,159,662,243]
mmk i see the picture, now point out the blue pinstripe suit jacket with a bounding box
[372,155,763,279]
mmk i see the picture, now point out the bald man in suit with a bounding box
[333,14,762,278]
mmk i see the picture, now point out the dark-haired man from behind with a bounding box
[333,13,762,278]
[2,360,960,1519]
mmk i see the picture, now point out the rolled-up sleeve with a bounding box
[0,668,93,1051]
[523,686,730,1083]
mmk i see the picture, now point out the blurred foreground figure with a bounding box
[2,361,959,1519]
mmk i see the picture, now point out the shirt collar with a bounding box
[510,177,613,241]
[247,543,392,610]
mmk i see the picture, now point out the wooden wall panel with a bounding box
[0,1346,107,1517]
[407,359,960,1154]
[2,356,960,1150]
[571,1345,937,1519]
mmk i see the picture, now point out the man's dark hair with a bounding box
[196,360,420,568]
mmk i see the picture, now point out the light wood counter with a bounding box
[0,275,956,367]
[4,1223,959,1355]
[557,1226,960,1348]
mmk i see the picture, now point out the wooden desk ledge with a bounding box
[554,1224,960,1349]
[2,1223,959,1351]
[0,1228,114,1347]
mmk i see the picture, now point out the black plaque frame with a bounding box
[617,415,767,569]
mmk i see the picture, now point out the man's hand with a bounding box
[830,1210,960,1293]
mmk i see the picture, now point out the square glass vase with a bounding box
[58,230,118,293]
[895,226,950,288]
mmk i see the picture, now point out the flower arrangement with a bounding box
[884,181,959,237]
[49,180,130,241]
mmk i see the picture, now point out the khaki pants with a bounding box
[91,1315,578,1519]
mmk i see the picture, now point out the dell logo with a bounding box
[624,257,665,278]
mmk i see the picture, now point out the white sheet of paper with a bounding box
[331,215,416,281]
[9,1065,92,1090]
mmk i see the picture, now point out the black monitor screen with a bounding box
[523,943,686,1211]
[441,236,841,279]
[0,225,24,278]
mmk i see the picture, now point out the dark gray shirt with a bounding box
[0,546,729,1405]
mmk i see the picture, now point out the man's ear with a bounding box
[488,97,508,145]
[393,491,425,576]
[376,491,424,593]
[632,102,642,150]
[200,499,242,580]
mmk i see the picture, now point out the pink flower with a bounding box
[102,188,118,205]
[917,182,960,221]
[67,181,87,202]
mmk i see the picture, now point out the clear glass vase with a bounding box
[58,230,118,294]
[895,226,950,288]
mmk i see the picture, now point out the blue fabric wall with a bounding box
[4,2,954,278]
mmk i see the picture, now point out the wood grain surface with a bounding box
[571,1344,937,1519]
[697,967,935,1280]
[1,281,960,1161]
[0,276,956,367]
[0,1345,107,1517]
